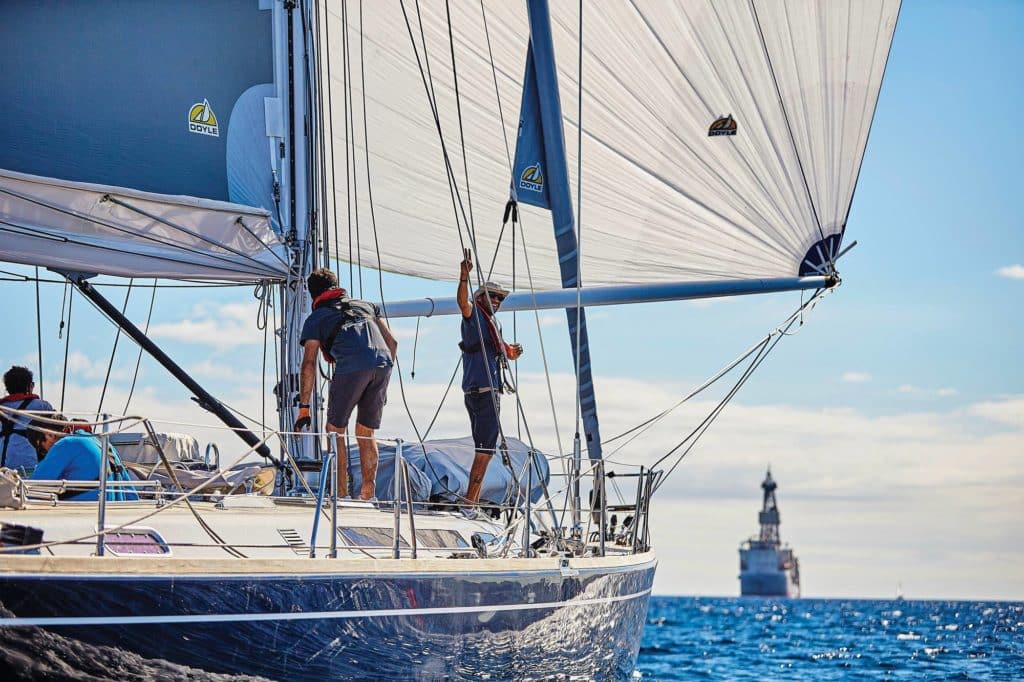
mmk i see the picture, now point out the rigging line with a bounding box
[341,0,355,291]
[341,0,364,297]
[35,266,43,396]
[421,356,461,440]
[59,287,73,411]
[437,2,527,488]
[479,0,513,171]
[301,0,325,272]
[439,0,512,447]
[311,0,329,271]
[96,279,134,417]
[355,4,472,506]
[357,0,388,307]
[602,334,772,455]
[397,0,470,252]
[602,289,828,458]
[322,0,343,282]
[653,314,800,494]
[444,0,479,249]
[513,211,519,439]
[748,0,829,251]
[652,336,773,474]
[410,317,420,379]
[123,281,157,414]
[573,0,584,439]
[514,216,564,460]
[403,1,513,491]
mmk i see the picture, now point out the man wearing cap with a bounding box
[457,249,523,507]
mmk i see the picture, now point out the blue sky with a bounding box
[3,0,1022,600]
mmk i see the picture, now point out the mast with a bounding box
[519,0,600,530]
[758,468,781,546]
[276,0,315,458]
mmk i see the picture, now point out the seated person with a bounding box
[1,366,55,472]
[30,421,138,501]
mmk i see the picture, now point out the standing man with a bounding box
[457,249,522,507]
[296,268,397,500]
[1,366,55,471]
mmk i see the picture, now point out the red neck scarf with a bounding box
[312,288,349,363]
[475,299,511,356]
[1,392,39,404]
[312,287,348,310]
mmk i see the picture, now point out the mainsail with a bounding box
[0,1,288,282]
[319,0,899,288]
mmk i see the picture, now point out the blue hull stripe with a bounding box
[0,587,652,628]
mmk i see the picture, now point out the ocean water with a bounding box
[637,597,1024,681]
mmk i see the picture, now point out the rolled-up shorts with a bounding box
[327,366,392,430]
[464,391,500,453]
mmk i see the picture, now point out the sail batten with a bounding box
[319,0,898,290]
[0,169,288,282]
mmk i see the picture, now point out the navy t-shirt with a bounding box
[300,299,393,375]
[461,307,501,392]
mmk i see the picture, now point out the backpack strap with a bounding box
[1,398,35,468]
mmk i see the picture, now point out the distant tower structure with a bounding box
[739,468,800,597]
[758,468,780,545]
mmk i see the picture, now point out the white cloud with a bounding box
[898,384,958,398]
[995,264,1024,280]
[969,396,1024,429]
[841,371,871,384]
[149,302,265,350]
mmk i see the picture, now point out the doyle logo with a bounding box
[519,163,544,193]
[708,113,737,137]
[188,99,219,137]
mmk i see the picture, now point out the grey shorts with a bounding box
[327,366,392,430]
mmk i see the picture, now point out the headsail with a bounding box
[320,0,898,288]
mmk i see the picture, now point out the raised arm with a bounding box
[457,248,473,319]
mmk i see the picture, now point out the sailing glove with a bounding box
[294,406,311,432]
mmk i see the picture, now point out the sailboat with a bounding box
[0,0,899,678]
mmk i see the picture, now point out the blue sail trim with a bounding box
[511,47,551,209]
[519,0,602,461]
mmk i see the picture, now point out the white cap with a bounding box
[473,281,510,299]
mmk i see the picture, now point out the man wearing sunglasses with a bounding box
[457,249,523,511]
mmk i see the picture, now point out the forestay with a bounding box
[321,0,898,288]
[0,169,288,282]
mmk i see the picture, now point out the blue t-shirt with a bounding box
[30,431,138,501]
[300,298,393,376]
[1,396,53,471]
[461,307,502,392]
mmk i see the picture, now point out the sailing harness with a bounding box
[0,394,38,468]
[459,301,516,394]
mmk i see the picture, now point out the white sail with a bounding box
[0,168,288,282]
[322,0,898,288]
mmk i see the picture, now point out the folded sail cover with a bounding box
[320,0,899,287]
[0,169,288,282]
